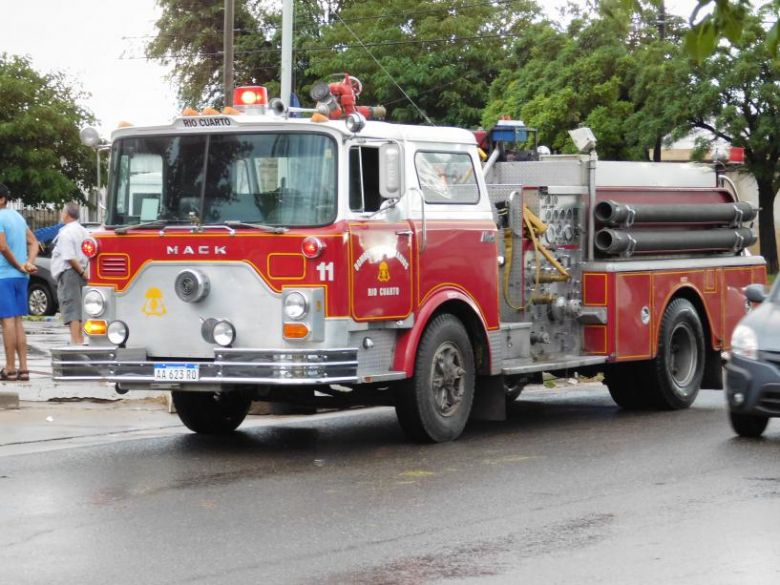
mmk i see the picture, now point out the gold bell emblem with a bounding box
[377,261,391,282]
[142,287,167,317]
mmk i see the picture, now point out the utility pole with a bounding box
[652,0,666,162]
[281,0,293,107]
[224,0,235,106]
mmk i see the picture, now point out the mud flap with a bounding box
[470,374,507,421]
[701,349,724,390]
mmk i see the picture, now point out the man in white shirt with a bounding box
[51,202,89,345]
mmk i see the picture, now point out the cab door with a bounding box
[347,144,414,322]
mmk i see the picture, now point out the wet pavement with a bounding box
[0,386,778,585]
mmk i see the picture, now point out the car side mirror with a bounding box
[379,143,403,199]
[744,283,767,303]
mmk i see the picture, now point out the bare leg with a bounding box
[14,317,27,372]
[69,321,83,345]
[1,317,18,372]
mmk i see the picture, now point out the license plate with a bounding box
[153,363,200,382]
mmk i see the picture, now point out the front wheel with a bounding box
[172,390,252,434]
[729,411,769,438]
[28,281,56,317]
[394,315,475,443]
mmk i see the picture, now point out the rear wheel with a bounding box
[394,315,475,443]
[646,298,705,410]
[172,390,252,434]
[729,411,769,438]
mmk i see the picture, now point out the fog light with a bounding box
[83,319,107,336]
[732,392,745,406]
[107,321,129,345]
[83,289,106,317]
[213,320,236,347]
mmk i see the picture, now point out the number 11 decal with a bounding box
[316,261,334,282]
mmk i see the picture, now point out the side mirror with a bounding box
[379,143,403,199]
[744,283,768,303]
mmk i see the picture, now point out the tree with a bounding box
[482,4,689,160]
[684,17,780,272]
[147,0,353,108]
[304,0,541,127]
[0,54,97,207]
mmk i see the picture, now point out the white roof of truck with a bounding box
[110,113,477,146]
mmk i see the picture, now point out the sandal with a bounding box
[17,370,29,382]
[0,368,17,381]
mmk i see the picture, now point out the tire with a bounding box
[604,363,653,409]
[28,280,56,317]
[172,390,252,434]
[641,298,705,410]
[729,411,769,438]
[394,314,476,443]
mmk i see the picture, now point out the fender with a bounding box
[392,287,492,377]
[654,283,721,355]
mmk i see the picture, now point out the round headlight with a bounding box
[284,292,308,320]
[107,321,129,345]
[83,289,106,317]
[212,320,236,347]
[731,324,759,360]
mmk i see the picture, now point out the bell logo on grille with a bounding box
[142,287,167,317]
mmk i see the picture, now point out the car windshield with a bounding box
[106,132,337,228]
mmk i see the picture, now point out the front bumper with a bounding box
[725,353,780,416]
[51,346,359,386]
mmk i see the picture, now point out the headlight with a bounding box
[212,320,236,347]
[284,292,308,320]
[83,289,106,317]
[107,321,129,345]
[731,324,759,360]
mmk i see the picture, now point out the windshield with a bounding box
[107,132,337,227]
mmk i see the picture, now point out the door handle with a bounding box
[395,230,413,236]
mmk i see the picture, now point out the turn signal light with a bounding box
[83,319,107,336]
[301,237,325,259]
[283,322,310,339]
[82,237,99,259]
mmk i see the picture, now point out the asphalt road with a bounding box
[1,386,779,585]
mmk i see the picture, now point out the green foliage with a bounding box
[685,16,780,270]
[304,0,541,127]
[0,54,97,207]
[482,8,690,160]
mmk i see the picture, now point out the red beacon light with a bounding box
[233,86,268,113]
[301,237,325,259]
[81,237,99,259]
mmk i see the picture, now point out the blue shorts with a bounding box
[0,277,28,318]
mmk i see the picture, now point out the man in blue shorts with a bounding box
[0,184,39,382]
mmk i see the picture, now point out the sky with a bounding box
[1,0,700,138]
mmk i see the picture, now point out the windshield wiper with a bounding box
[222,221,288,234]
[113,220,170,235]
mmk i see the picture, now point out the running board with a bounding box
[502,355,608,375]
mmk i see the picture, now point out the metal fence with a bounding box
[8,200,94,231]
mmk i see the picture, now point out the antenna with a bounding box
[333,12,435,126]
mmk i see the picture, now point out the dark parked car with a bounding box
[725,282,780,437]
[28,255,59,317]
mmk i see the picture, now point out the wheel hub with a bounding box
[431,342,466,417]
[668,322,697,392]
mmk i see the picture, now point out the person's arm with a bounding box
[67,258,85,277]
[0,231,26,273]
[24,228,38,272]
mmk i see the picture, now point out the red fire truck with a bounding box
[53,82,765,442]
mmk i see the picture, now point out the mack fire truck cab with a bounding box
[52,85,765,442]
